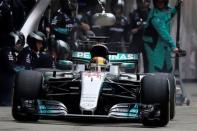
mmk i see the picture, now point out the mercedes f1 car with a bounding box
[12,0,176,127]
[12,43,176,127]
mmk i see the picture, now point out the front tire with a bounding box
[12,70,43,121]
[154,73,176,120]
[141,74,170,127]
[166,74,176,120]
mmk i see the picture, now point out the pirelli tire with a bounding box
[153,73,176,120]
[166,73,176,120]
[141,74,170,127]
[12,70,43,121]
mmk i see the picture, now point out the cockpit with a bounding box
[88,44,110,71]
[90,44,109,65]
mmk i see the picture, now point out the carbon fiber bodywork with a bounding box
[15,68,159,120]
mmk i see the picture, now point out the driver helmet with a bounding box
[90,44,109,65]
[90,44,109,59]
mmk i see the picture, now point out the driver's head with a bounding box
[90,44,109,60]
[90,57,108,65]
[90,44,109,65]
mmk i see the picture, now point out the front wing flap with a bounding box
[34,100,158,120]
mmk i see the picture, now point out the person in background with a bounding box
[11,0,26,30]
[47,35,72,70]
[20,0,37,16]
[0,31,25,106]
[107,0,128,43]
[59,0,96,50]
[0,0,14,48]
[17,31,46,69]
[11,0,37,30]
[83,0,107,36]
[143,0,179,73]
[73,0,95,41]
[129,0,150,53]
[51,0,75,44]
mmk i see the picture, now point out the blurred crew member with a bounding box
[7,0,37,31]
[47,36,72,70]
[143,0,179,73]
[11,0,25,30]
[17,31,46,69]
[129,0,150,53]
[20,0,37,16]
[51,0,75,44]
[107,0,128,43]
[0,31,25,106]
[0,0,14,48]
[72,0,95,41]
[83,0,107,36]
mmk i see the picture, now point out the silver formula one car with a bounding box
[12,44,176,127]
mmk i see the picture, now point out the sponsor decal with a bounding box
[83,72,102,79]
[8,52,14,61]
[72,52,138,61]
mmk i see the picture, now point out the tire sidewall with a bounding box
[12,70,43,121]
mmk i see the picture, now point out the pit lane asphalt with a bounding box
[0,83,197,131]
